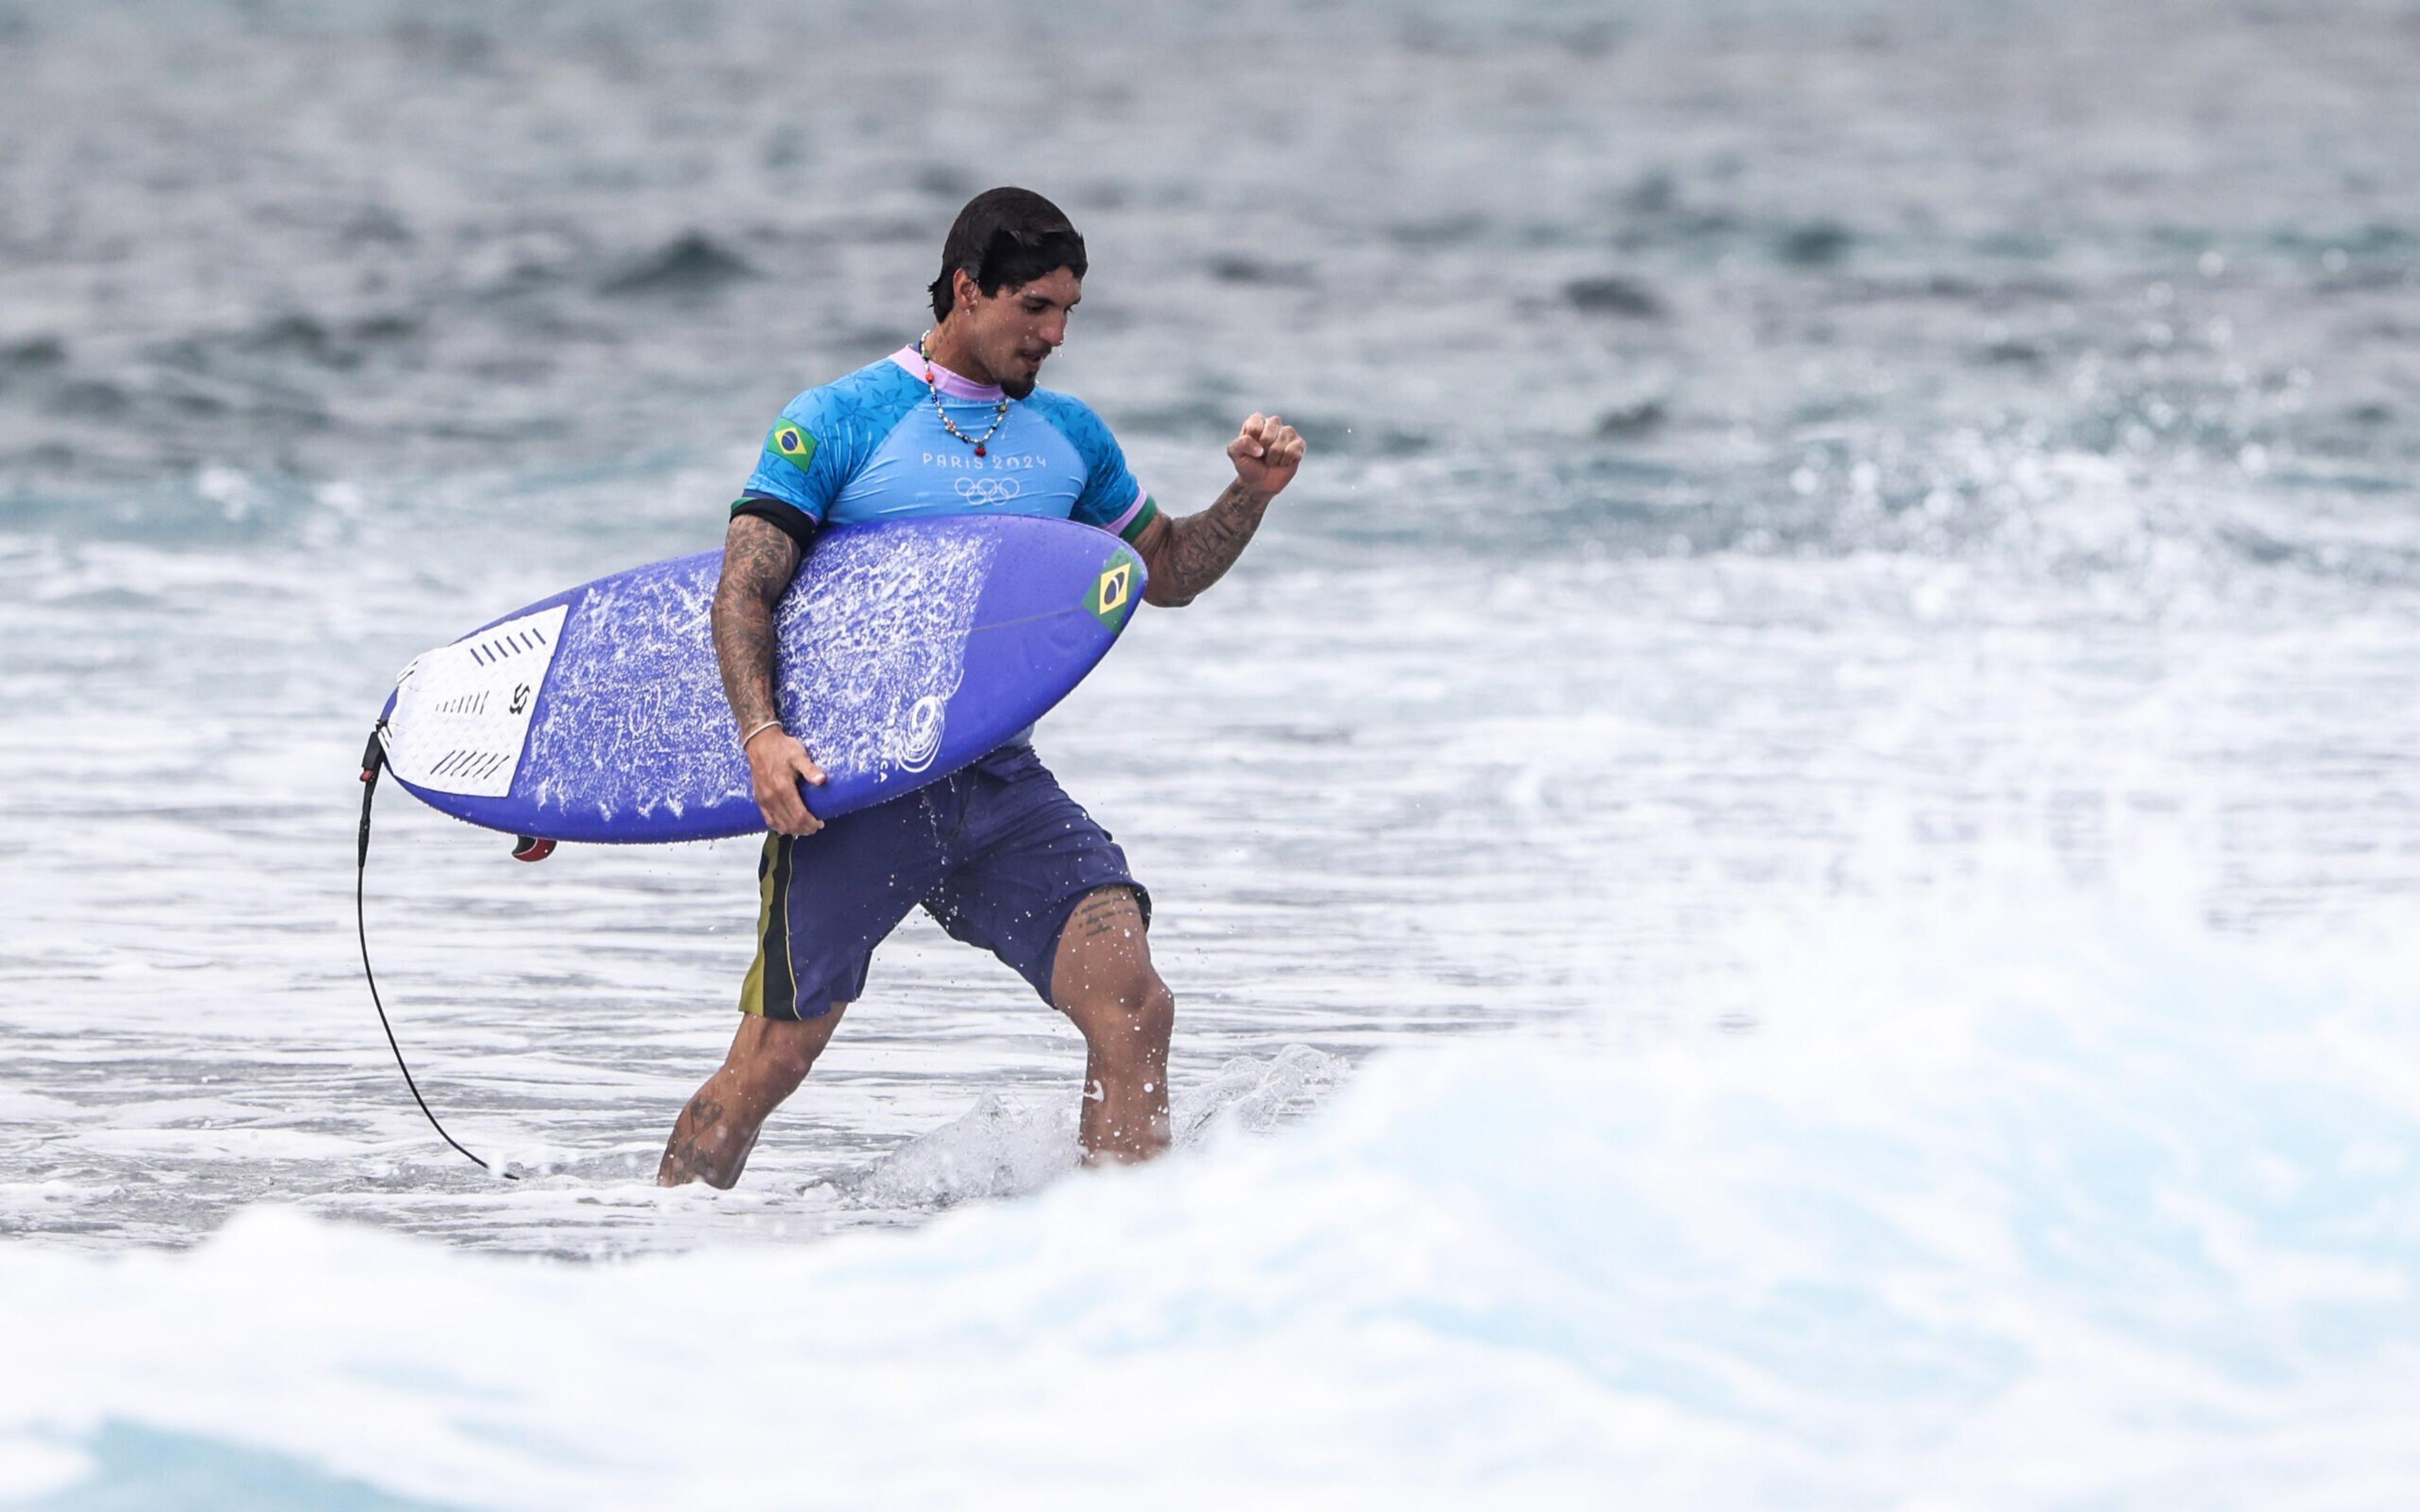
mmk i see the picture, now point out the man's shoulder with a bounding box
[778,353,923,430]
[1020,387,1121,456]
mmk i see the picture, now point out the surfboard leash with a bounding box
[357,723,517,1179]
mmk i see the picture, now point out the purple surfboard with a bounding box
[374,516,1145,844]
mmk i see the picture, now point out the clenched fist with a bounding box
[1228,412,1306,500]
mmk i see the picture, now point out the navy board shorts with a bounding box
[739,743,1149,1021]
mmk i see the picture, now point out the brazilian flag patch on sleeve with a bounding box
[766,421,818,472]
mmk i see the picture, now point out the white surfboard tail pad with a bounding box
[381,604,570,798]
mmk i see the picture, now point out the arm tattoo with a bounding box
[1150,479,1272,607]
[713,517,805,733]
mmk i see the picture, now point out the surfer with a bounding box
[659,188,1305,1188]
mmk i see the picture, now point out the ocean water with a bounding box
[3,0,2416,1503]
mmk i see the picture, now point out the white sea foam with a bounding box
[841,1044,1349,1209]
[3,905,2416,1509]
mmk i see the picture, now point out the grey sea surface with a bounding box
[1,0,2415,1257]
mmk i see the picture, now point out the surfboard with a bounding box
[374,516,1146,844]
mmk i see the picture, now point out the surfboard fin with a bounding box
[511,834,556,863]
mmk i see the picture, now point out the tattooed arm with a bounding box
[713,512,827,835]
[1133,411,1306,607]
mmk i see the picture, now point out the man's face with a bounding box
[956,265,1080,398]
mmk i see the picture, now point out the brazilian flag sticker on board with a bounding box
[1085,549,1140,631]
[766,421,817,473]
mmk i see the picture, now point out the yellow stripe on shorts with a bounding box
[738,832,790,1017]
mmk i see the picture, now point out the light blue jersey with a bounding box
[731,345,1158,546]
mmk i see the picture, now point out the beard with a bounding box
[1000,370,1038,401]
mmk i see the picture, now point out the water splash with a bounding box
[840,1045,1351,1209]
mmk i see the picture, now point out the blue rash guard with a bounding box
[730,343,1158,547]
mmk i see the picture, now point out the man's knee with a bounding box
[1129,973,1176,1045]
[730,1007,843,1090]
[1073,971,1175,1060]
[754,1038,818,1088]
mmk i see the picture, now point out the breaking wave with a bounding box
[4,905,2416,1508]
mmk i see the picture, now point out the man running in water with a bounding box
[659,187,1305,1188]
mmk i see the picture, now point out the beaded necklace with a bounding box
[918,332,1011,457]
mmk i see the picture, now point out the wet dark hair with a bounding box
[928,187,1087,320]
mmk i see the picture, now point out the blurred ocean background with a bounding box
[2,0,2416,1504]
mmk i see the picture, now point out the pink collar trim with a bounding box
[891,343,1006,403]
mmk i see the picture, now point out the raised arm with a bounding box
[1133,412,1306,607]
[713,512,827,835]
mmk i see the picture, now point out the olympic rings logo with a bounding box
[953,476,1023,507]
